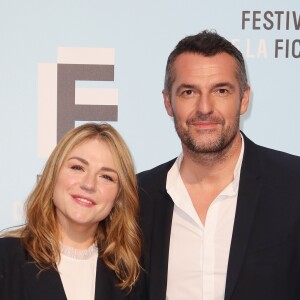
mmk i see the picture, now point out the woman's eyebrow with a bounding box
[68,157,118,175]
[68,156,89,165]
[101,167,118,175]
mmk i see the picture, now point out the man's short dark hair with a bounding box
[164,30,248,97]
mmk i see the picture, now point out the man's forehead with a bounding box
[172,53,238,80]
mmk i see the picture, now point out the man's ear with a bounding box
[163,90,174,117]
[240,85,250,115]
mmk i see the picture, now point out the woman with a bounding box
[0,123,144,299]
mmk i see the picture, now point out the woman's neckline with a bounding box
[60,242,98,260]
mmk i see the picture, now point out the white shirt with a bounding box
[57,243,98,300]
[166,137,244,300]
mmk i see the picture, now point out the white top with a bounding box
[166,137,244,300]
[57,243,98,300]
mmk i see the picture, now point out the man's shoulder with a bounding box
[244,133,300,162]
[137,160,176,231]
[137,158,176,201]
[262,148,300,183]
[255,142,300,167]
[244,136,300,180]
[137,158,176,183]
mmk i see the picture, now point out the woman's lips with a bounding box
[72,195,96,206]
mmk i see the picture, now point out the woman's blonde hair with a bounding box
[9,123,141,290]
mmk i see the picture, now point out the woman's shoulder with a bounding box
[0,237,24,257]
[0,238,29,299]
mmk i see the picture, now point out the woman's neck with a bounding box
[57,219,97,249]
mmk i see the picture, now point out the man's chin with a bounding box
[184,138,222,153]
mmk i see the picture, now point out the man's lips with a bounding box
[191,120,219,125]
[187,114,223,127]
[72,195,96,206]
[190,120,221,129]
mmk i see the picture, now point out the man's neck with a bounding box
[180,132,242,185]
[179,133,242,224]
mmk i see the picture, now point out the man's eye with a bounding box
[71,165,84,171]
[216,88,228,94]
[182,90,194,96]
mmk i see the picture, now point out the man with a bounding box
[138,30,300,300]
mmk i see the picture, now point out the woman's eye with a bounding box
[101,174,113,182]
[71,165,84,171]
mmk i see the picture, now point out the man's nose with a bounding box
[195,94,213,115]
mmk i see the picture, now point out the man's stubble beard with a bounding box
[173,112,241,160]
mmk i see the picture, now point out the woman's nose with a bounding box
[80,173,96,193]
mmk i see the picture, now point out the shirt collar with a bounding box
[167,133,245,199]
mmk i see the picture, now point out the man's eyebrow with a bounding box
[175,84,198,93]
[177,83,198,90]
[175,82,236,93]
[212,82,236,90]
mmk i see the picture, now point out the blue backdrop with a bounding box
[1,0,299,228]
